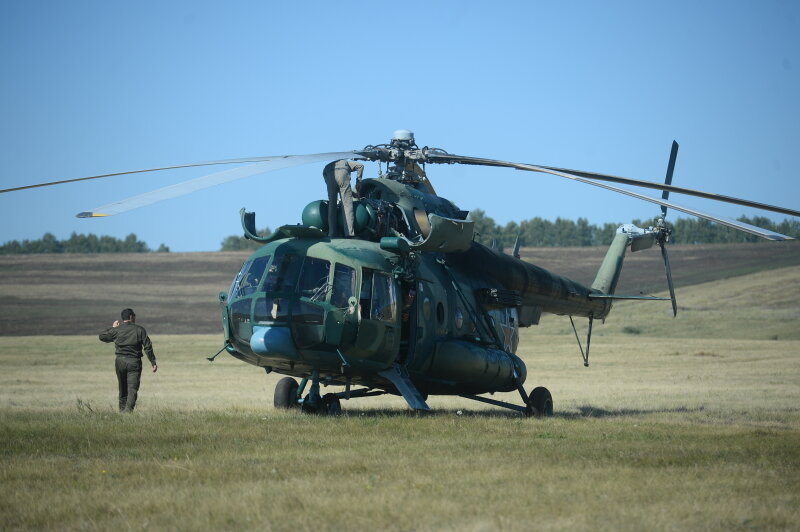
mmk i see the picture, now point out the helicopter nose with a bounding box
[250,326,299,359]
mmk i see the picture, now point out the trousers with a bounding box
[115,357,142,412]
[324,167,355,237]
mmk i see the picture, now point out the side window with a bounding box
[297,257,331,300]
[264,253,302,293]
[331,264,356,309]
[371,272,397,322]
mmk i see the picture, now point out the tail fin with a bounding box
[591,231,630,295]
[591,226,656,294]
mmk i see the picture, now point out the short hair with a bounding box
[121,308,136,321]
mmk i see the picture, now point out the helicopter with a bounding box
[3,130,798,416]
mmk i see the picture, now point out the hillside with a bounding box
[519,240,800,294]
[0,242,797,336]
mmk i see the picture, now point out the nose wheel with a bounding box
[273,373,342,415]
[274,377,300,409]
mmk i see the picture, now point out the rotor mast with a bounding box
[358,130,444,194]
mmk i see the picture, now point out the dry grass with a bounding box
[0,251,799,530]
[2,409,798,531]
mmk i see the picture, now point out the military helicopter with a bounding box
[4,130,798,416]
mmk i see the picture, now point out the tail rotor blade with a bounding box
[660,243,677,317]
[661,141,679,218]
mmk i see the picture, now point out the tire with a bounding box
[528,386,553,418]
[322,393,342,416]
[274,377,299,409]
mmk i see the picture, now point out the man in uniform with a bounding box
[99,308,158,412]
[322,159,364,238]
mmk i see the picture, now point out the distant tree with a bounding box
[468,209,507,249]
[220,228,273,251]
[156,243,170,253]
[207,213,799,252]
[593,222,621,246]
[0,232,154,254]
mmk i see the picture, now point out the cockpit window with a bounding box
[229,255,271,299]
[372,272,397,321]
[360,268,397,322]
[298,257,330,301]
[264,253,303,293]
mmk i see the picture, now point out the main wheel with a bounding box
[274,377,299,409]
[528,386,554,417]
[322,393,342,416]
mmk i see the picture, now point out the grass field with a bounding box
[1,248,799,530]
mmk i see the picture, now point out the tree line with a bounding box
[4,214,797,254]
[467,210,800,249]
[219,228,273,251]
[218,213,798,251]
[0,232,169,254]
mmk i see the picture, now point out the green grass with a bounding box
[1,265,799,530]
[1,410,798,531]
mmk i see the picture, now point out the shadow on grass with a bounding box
[562,405,705,419]
[341,408,523,419]
[326,405,706,419]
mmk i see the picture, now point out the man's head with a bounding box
[121,308,136,322]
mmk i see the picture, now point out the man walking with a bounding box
[322,159,364,237]
[99,308,158,412]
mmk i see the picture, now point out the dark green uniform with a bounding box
[99,322,156,412]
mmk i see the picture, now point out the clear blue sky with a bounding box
[1,1,798,252]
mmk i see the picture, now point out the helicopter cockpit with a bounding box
[223,242,402,375]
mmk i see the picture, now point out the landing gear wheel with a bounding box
[274,377,299,409]
[528,386,553,418]
[321,393,342,416]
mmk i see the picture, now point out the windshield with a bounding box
[263,253,303,293]
[262,253,331,301]
[229,255,271,299]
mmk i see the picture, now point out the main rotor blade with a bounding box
[660,243,677,317]
[75,151,360,217]
[428,154,794,240]
[2,152,363,195]
[428,153,800,218]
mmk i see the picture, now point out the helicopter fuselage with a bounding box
[221,236,531,397]
[220,176,618,401]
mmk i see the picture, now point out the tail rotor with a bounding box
[657,141,679,316]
